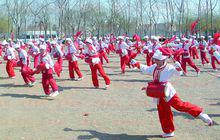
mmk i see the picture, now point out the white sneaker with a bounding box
[50,91,60,97]
[199,113,213,126]
[31,81,37,86]
[28,81,37,87]
[197,71,201,76]
[70,78,77,81]
[10,76,16,79]
[213,69,218,72]
[77,77,84,81]
[105,85,110,90]
[161,132,175,138]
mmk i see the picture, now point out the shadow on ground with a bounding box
[63,128,161,140]
[0,93,54,100]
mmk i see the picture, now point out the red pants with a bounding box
[200,51,209,65]
[6,60,15,77]
[181,57,200,73]
[21,65,36,84]
[191,48,199,59]
[146,53,152,66]
[120,55,129,73]
[68,61,83,79]
[89,63,110,87]
[57,57,63,72]
[129,52,138,65]
[34,55,39,68]
[211,55,220,70]
[42,69,58,95]
[157,94,203,133]
[99,51,109,64]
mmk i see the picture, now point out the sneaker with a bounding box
[181,72,187,76]
[105,85,110,90]
[161,132,175,138]
[31,81,37,86]
[70,78,77,81]
[199,113,213,126]
[50,91,60,97]
[28,81,37,87]
[77,77,84,81]
[197,71,201,76]
[213,69,218,72]
[10,76,16,79]
[46,93,52,97]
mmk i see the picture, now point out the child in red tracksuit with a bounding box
[181,38,200,76]
[2,40,16,78]
[65,38,83,81]
[131,48,213,138]
[84,38,110,89]
[14,44,36,86]
[33,45,59,97]
[199,36,210,65]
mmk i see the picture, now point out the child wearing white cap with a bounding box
[131,48,213,138]
[2,40,16,78]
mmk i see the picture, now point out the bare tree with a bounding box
[209,0,218,35]
[6,0,34,38]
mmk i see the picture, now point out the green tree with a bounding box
[0,17,10,33]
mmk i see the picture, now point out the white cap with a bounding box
[201,36,205,39]
[208,36,212,38]
[144,35,149,39]
[51,40,56,45]
[28,42,34,46]
[85,38,93,44]
[66,38,72,41]
[152,50,167,60]
[92,36,97,40]
[175,39,180,42]
[117,36,124,40]
[181,38,188,41]
[13,44,20,49]
[39,38,44,42]
[39,45,47,50]
[2,40,8,46]
[151,36,159,42]
[125,37,130,40]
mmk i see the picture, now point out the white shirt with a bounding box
[18,49,28,65]
[118,41,129,56]
[51,45,64,57]
[83,45,100,64]
[30,45,40,55]
[5,47,16,60]
[140,63,181,102]
[39,53,54,69]
[66,44,79,61]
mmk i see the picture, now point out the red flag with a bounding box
[190,18,200,34]
[132,34,141,42]
[74,31,82,38]
[158,47,174,56]
[162,36,176,45]
[173,48,184,58]
[213,32,220,45]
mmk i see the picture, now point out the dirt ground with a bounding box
[0,54,220,140]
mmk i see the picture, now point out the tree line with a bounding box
[0,0,219,39]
